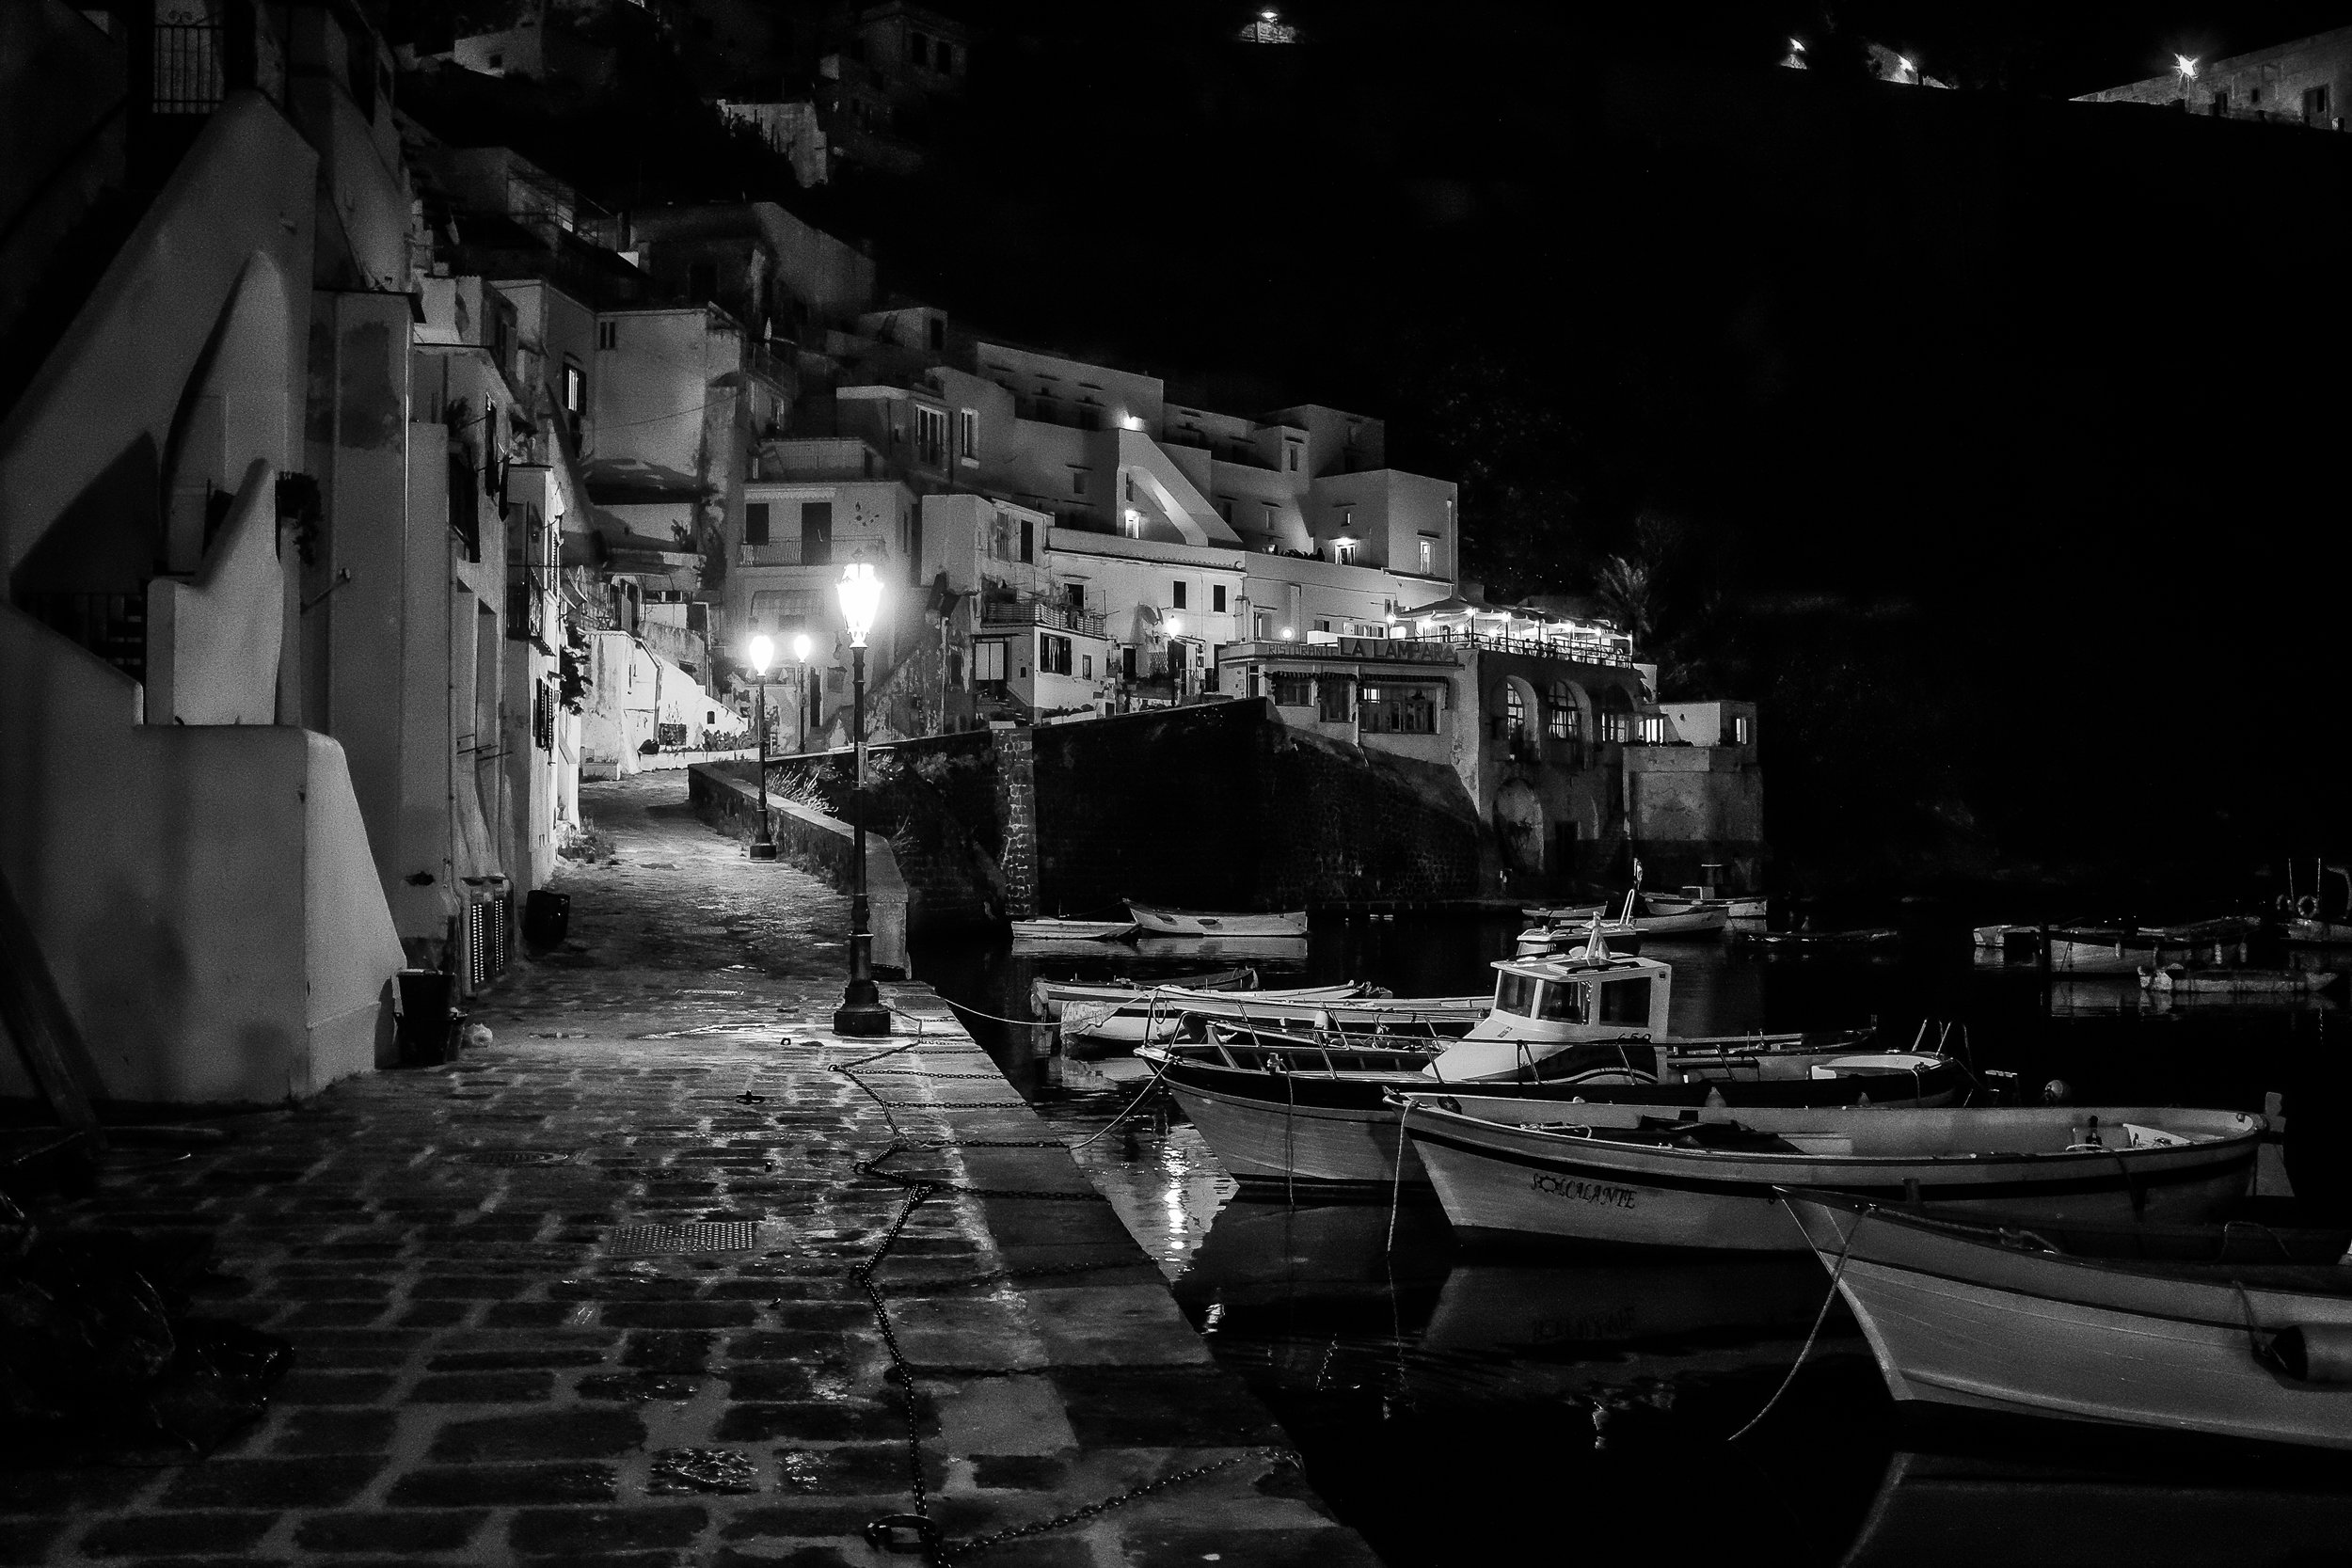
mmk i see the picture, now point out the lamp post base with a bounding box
[833,978,891,1037]
[748,839,779,862]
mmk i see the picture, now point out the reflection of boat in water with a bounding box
[1841,1446,2352,1568]
[2043,978,2339,1018]
[1174,1198,1456,1317]
[1425,1256,1831,1354]
[1135,933,1310,963]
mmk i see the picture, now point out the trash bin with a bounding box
[394,969,456,1067]
[523,889,570,949]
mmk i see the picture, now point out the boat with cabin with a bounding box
[1128,902,1310,938]
[1140,941,1955,1187]
[1395,1096,2263,1252]
[1785,1190,2352,1450]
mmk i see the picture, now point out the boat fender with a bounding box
[2298,895,2323,919]
[2271,1323,2352,1384]
[1436,1097,1460,1113]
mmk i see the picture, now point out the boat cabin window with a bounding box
[1496,973,1538,1016]
[1536,980,1587,1022]
[1596,976,1652,1026]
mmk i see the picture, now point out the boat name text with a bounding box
[1530,1171,1637,1209]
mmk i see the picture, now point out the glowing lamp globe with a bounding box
[1166,614,1183,637]
[791,632,812,664]
[746,634,774,675]
[837,562,882,648]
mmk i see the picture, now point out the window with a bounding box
[928,317,945,351]
[2306,84,2332,122]
[1212,585,1227,613]
[532,679,555,751]
[1419,536,1437,574]
[1729,714,1754,745]
[487,51,502,68]
[1125,475,1136,502]
[1020,519,1034,562]
[957,407,978,459]
[1065,583,1086,613]
[1071,468,1089,497]
[1082,654,1093,678]
[1536,980,1586,1023]
[1358,684,1437,735]
[596,321,617,350]
[1120,511,1142,538]
[1501,684,1526,740]
[1312,619,1330,634]
[973,640,1008,683]
[800,500,833,565]
[1496,972,1538,1017]
[1546,682,1578,740]
[1334,540,1357,565]
[1597,977,1652,1026]
[745,502,770,546]
[561,361,585,423]
[916,405,947,466]
[1286,445,1300,471]
[1637,714,1669,745]
[1272,673,1312,706]
[1253,610,1274,639]
[1598,704,1630,744]
[2211,90,2228,116]
[1040,632,1073,674]
[1171,580,1187,610]
[1318,675,1352,722]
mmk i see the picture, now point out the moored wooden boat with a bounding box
[1030,968,1258,1017]
[1128,902,1310,938]
[1730,927,1901,955]
[1008,916,1138,940]
[1784,1190,2352,1450]
[2140,964,2338,995]
[1150,1033,1963,1188]
[1397,1097,2263,1252]
[1051,981,1378,1047]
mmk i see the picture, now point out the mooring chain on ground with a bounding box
[814,1016,1258,1561]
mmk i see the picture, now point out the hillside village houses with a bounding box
[1,0,1756,1108]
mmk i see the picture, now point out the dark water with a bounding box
[909,916,2352,1568]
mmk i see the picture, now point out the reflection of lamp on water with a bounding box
[833,562,890,1037]
[745,635,777,861]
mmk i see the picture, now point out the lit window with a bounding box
[1638,714,1669,745]
[1419,536,1436,574]
[915,405,947,466]
[974,640,1008,683]
[957,407,978,459]
[1334,540,1357,565]
[1730,714,1754,745]
[1502,685,1526,740]
[1547,683,1578,740]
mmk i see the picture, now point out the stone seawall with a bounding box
[688,763,910,974]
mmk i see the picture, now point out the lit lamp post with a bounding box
[790,631,813,752]
[833,562,890,1037]
[745,635,778,861]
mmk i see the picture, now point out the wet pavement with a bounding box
[5,775,1373,1567]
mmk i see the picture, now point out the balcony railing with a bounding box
[1396,631,1634,667]
[981,600,1106,638]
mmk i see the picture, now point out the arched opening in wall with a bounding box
[1546,679,1589,764]
[1597,685,1635,745]
[160,253,293,574]
[1492,676,1539,759]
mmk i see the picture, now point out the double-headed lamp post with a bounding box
[833,562,891,1037]
[745,634,777,861]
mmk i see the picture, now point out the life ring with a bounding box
[2298,895,2322,919]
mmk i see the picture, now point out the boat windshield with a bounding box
[1536,980,1586,1022]
[1596,975,1651,1026]
[1496,972,1538,1016]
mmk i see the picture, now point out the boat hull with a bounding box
[1158,1050,1968,1189]
[1009,919,1136,940]
[1787,1195,2352,1450]
[1405,1101,2261,1253]
[1129,904,1310,937]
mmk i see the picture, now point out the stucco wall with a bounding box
[0,609,400,1103]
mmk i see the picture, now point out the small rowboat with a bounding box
[1050,982,1377,1047]
[1395,1096,2263,1252]
[1785,1190,2352,1450]
[2140,964,2338,995]
[1030,968,1258,1018]
[1128,903,1309,938]
[1008,917,1137,941]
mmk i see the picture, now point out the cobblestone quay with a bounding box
[6,777,1375,1567]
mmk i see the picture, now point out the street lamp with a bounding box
[745,634,777,861]
[791,631,813,752]
[833,562,890,1037]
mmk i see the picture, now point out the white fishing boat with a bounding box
[1524,902,1609,924]
[1051,981,1378,1047]
[1128,902,1310,938]
[2140,964,2338,995]
[1008,916,1138,941]
[1396,1095,2263,1252]
[1030,968,1258,1017]
[1142,941,1951,1187]
[1784,1190,2352,1450]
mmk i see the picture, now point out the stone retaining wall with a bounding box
[688,764,910,975]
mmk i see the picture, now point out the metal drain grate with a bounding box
[446,1148,577,1166]
[608,1222,760,1256]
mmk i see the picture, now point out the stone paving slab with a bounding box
[7,777,1377,1567]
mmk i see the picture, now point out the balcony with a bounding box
[1398,631,1633,667]
[1225,637,1459,667]
[757,437,885,483]
[981,600,1106,639]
